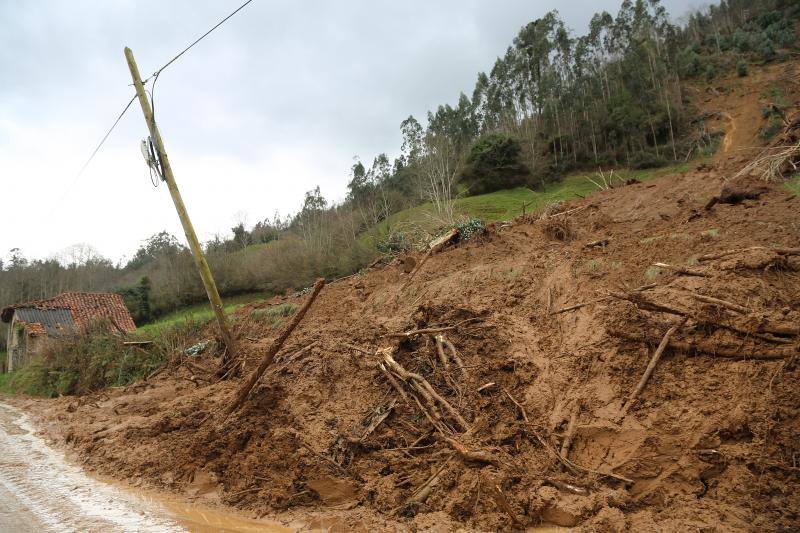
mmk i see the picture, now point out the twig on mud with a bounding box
[226,279,325,416]
[697,247,800,262]
[687,293,750,314]
[442,436,501,467]
[345,343,373,355]
[360,400,397,442]
[609,291,795,343]
[529,428,633,484]
[550,284,656,315]
[544,478,589,495]
[434,335,450,371]
[607,328,792,360]
[618,319,687,419]
[652,262,711,277]
[477,382,496,393]
[398,455,454,511]
[385,317,483,339]
[502,388,529,423]
[292,433,355,479]
[441,336,468,380]
[485,477,522,526]
[560,401,581,460]
[273,341,320,369]
[378,362,411,406]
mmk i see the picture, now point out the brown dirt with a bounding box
[23,62,800,531]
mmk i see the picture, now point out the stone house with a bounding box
[1,292,137,372]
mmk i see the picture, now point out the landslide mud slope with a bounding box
[29,63,800,531]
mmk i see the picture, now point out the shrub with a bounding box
[736,60,748,77]
[455,219,485,241]
[631,152,668,170]
[1,320,202,397]
[376,231,410,254]
[250,303,298,329]
[459,133,530,196]
[705,64,716,82]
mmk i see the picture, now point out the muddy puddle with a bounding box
[0,401,296,532]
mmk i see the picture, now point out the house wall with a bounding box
[7,316,24,372]
[6,316,50,372]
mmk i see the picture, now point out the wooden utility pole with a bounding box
[124,47,235,359]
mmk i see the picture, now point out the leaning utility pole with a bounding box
[124,46,235,360]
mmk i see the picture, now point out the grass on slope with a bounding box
[136,292,270,335]
[786,171,800,195]
[372,161,698,243]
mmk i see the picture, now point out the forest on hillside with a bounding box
[1,0,797,338]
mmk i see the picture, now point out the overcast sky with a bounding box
[1,0,701,264]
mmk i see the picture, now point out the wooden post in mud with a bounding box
[124,47,235,359]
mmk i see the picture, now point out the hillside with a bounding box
[19,59,800,531]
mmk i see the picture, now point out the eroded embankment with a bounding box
[24,63,800,531]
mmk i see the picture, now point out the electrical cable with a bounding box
[142,0,257,84]
[53,93,137,207]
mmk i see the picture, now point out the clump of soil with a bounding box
[26,61,800,531]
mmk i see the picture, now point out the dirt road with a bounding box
[0,401,185,532]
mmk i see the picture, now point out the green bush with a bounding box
[376,231,410,254]
[630,152,668,170]
[459,133,530,196]
[250,303,298,329]
[736,60,748,77]
[0,320,202,397]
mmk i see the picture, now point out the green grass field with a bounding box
[135,292,270,335]
[370,161,698,244]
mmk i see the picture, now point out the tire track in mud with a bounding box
[0,401,185,533]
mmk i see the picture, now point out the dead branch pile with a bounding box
[541,215,576,242]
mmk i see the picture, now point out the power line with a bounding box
[143,0,257,84]
[61,0,257,200]
[54,93,137,207]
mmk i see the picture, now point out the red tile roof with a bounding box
[1,292,136,333]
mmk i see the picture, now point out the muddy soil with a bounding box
[25,62,800,531]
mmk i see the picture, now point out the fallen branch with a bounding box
[688,293,750,314]
[443,437,501,467]
[618,319,687,419]
[529,429,633,484]
[360,400,396,442]
[401,456,453,510]
[226,279,325,416]
[440,335,468,380]
[503,388,529,423]
[697,247,800,262]
[402,228,459,289]
[378,362,411,405]
[652,262,711,277]
[559,401,581,460]
[383,352,469,432]
[550,284,656,315]
[607,328,791,360]
[385,317,482,339]
[609,291,794,343]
